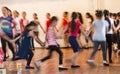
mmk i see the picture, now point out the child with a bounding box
[14,21,44,69]
[87,10,109,66]
[35,16,68,70]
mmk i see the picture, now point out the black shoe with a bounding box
[59,67,68,70]
[26,66,34,69]
[71,65,80,68]
[103,63,109,66]
[109,60,113,63]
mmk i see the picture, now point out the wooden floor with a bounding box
[2,48,120,74]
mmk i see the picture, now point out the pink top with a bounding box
[69,21,81,37]
[47,26,57,46]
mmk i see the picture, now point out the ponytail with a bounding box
[104,10,111,31]
[71,12,77,32]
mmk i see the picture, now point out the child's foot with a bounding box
[59,67,68,70]
[34,61,41,70]
[59,65,68,70]
[86,60,95,66]
[103,61,109,66]
[71,65,80,68]
[26,66,34,69]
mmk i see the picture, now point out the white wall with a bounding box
[0,0,95,47]
[0,0,120,47]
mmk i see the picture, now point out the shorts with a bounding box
[69,36,81,52]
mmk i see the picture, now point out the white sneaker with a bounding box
[86,60,95,66]
[34,61,41,69]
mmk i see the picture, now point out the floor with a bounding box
[2,48,120,74]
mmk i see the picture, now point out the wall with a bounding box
[0,0,120,47]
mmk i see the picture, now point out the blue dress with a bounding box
[16,30,32,60]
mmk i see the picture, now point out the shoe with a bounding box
[34,61,41,70]
[71,65,80,68]
[86,60,95,66]
[59,67,68,70]
[26,66,34,69]
[109,60,113,63]
[103,63,109,66]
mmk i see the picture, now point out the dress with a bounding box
[16,29,32,60]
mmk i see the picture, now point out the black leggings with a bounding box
[41,45,63,65]
[26,50,34,66]
[106,34,113,61]
[15,33,21,51]
[1,36,15,59]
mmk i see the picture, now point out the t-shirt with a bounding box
[69,21,81,37]
[0,16,13,37]
[93,20,108,41]
[107,18,114,34]
[14,17,21,33]
[62,18,68,27]
[85,18,92,31]
[47,26,57,46]
[46,19,50,31]
[20,18,29,32]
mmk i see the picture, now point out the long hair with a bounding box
[71,12,77,32]
[77,12,84,24]
[22,21,37,36]
[86,12,94,23]
[103,10,111,31]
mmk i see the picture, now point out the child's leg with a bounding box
[26,51,34,66]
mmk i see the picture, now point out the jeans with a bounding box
[90,41,107,61]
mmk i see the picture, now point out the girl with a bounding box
[87,10,109,66]
[60,12,69,47]
[20,11,29,33]
[112,13,119,51]
[0,6,16,61]
[14,21,45,69]
[85,12,94,48]
[31,13,45,50]
[77,12,84,47]
[62,12,82,68]
[13,10,21,51]
[103,10,116,63]
[35,16,68,70]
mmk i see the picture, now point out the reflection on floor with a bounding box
[2,48,120,74]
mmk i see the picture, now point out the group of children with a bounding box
[0,6,120,70]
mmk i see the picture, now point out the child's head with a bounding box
[33,13,38,20]
[1,6,9,17]
[103,9,110,18]
[46,13,51,19]
[63,11,68,18]
[22,11,27,18]
[50,16,58,26]
[13,10,19,18]
[26,21,38,30]
[95,10,103,19]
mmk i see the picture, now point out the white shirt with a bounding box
[107,18,114,34]
[14,17,21,33]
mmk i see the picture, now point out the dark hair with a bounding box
[113,13,117,19]
[33,13,38,19]
[95,10,103,18]
[86,12,94,22]
[71,12,77,32]
[117,12,120,17]
[2,6,9,11]
[14,10,19,15]
[50,16,58,24]
[103,9,111,31]
[110,13,113,17]
[22,21,37,36]
[64,11,68,15]
[47,13,51,16]
[77,12,84,24]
